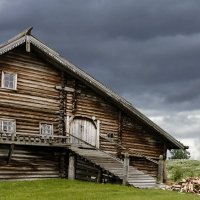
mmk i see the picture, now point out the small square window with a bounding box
[0,119,16,134]
[1,71,17,90]
[40,123,53,136]
[107,133,114,139]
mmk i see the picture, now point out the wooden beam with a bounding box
[26,35,31,52]
[157,155,164,184]
[96,120,100,148]
[68,153,75,180]
[117,110,122,157]
[7,144,14,164]
[163,160,167,183]
[55,85,75,93]
[60,152,66,178]
[97,169,102,183]
[122,153,129,185]
[163,144,168,183]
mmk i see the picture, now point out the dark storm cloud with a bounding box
[1,0,200,108]
[165,79,200,103]
[1,0,200,157]
[11,0,200,39]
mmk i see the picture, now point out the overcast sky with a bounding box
[1,0,200,159]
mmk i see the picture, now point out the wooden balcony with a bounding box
[0,132,70,147]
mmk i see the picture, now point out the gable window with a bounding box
[0,119,16,134]
[40,123,53,136]
[1,71,17,90]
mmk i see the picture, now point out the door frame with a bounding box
[66,115,100,148]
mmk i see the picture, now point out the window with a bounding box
[107,133,114,139]
[1,71,17,90]
[0,119,16,134]
[40,123,53,136]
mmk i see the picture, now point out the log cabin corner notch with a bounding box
[0,27,187,188]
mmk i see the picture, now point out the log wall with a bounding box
[0,145,63,180]
[0,46,61,136]
[121,116,164,159]
[130,157,158,178]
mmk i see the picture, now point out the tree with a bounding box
[169,149,190,159]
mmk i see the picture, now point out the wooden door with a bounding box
[70,118,98,147]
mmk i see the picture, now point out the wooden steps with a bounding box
[68,145,159,188]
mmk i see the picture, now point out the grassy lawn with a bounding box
[0,179,200,200]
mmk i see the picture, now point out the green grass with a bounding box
[167,160,200,181]
[0,179,200,200]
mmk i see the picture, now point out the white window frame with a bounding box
[1,71,17,90]
[40,123,53,136]
[0,119,16,134]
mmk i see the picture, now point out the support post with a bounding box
[96,120,100,148]
[123,153,129,185]
[11,133,15,141]
[163,144,168,183]
[60,152,66,178]
[163,159,167,183]
[117,110,122,158]
[97,169,102,183]
[68,153,75,180]
[157,155,164,184]
[7,144,15,164]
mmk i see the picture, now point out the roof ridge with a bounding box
[8,26,33,43]
[0,27,33,49]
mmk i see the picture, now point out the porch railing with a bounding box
[0,132,70,146]
[0,131,158,164]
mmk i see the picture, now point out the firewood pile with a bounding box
[166,177,200,194]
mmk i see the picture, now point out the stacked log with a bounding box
[166,177,200,194]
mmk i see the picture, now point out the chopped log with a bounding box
[166,177,200,195]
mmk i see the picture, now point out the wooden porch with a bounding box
[0,132,165,188]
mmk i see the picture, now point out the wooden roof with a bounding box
[0,27,187,150]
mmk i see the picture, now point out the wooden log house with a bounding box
[0,27,187,188]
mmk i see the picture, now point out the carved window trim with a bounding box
[1,71,18,90]
[40,123,53,136]
[0,119,16,134]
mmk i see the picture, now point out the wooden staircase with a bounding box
[69,145,159,188]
